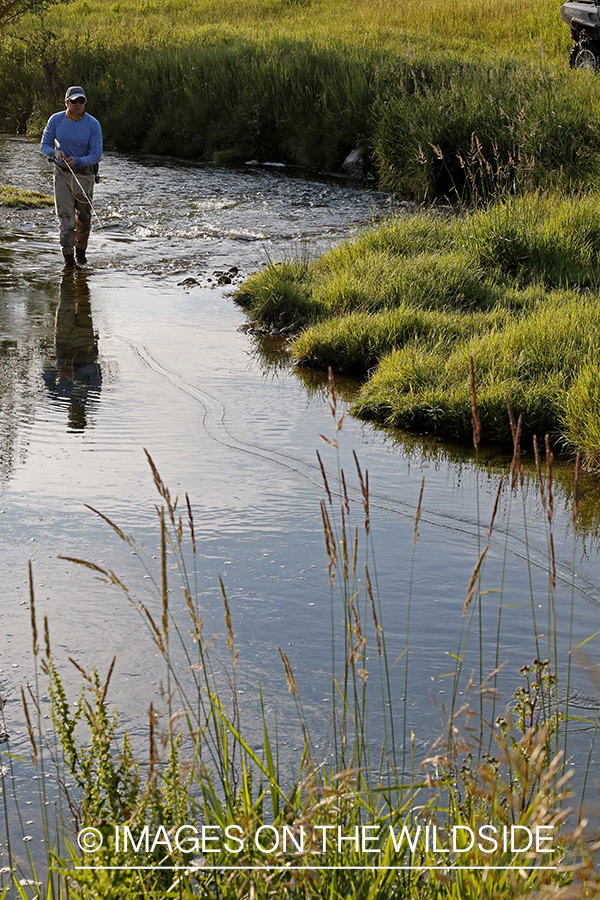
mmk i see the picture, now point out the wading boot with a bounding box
[62,250,76,268]
[76,249,87,265]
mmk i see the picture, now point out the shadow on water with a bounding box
[43,270,102,432]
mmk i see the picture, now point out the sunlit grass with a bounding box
[0,185,53,207]
[0,0,593,192]
[236,193,600,464]
[21,0,571,57]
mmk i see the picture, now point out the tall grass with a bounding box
[0,0,597,195]
[1,391,600,897]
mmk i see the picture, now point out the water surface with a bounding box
[1,135,599,863]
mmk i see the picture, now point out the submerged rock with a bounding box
[176,266,243,290]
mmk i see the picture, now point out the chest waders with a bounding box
[53,159,101,264]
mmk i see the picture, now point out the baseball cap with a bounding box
[65,86,86,101]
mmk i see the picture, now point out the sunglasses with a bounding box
[68,97,86,104]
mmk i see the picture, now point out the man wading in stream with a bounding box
[40,86,102,267]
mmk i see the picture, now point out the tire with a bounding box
[569,42,600,70]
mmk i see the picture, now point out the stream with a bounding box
[1,134,600,865]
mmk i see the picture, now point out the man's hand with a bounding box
[54,150,76,168]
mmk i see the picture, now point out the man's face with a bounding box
[65,96,86,114]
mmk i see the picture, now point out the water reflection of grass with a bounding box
[248,328,600,548]
[2,388,600,898]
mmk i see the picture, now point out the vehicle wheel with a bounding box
[569,43,600,70]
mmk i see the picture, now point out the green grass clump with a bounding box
[236,194,600,464]
[312,249,498,315]
[235,257,316,324]
[0,184,53,207]
[464,193,600,285]
[290,306,496,375]
[564,361,600,468]
[355,288,599,442]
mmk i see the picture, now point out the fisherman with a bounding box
[40,86,102,267]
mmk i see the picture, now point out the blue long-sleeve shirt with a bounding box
[40,111,102,168]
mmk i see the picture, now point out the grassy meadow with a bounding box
[0,0,597,195]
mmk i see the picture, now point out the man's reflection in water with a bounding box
[43,270,101,431]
